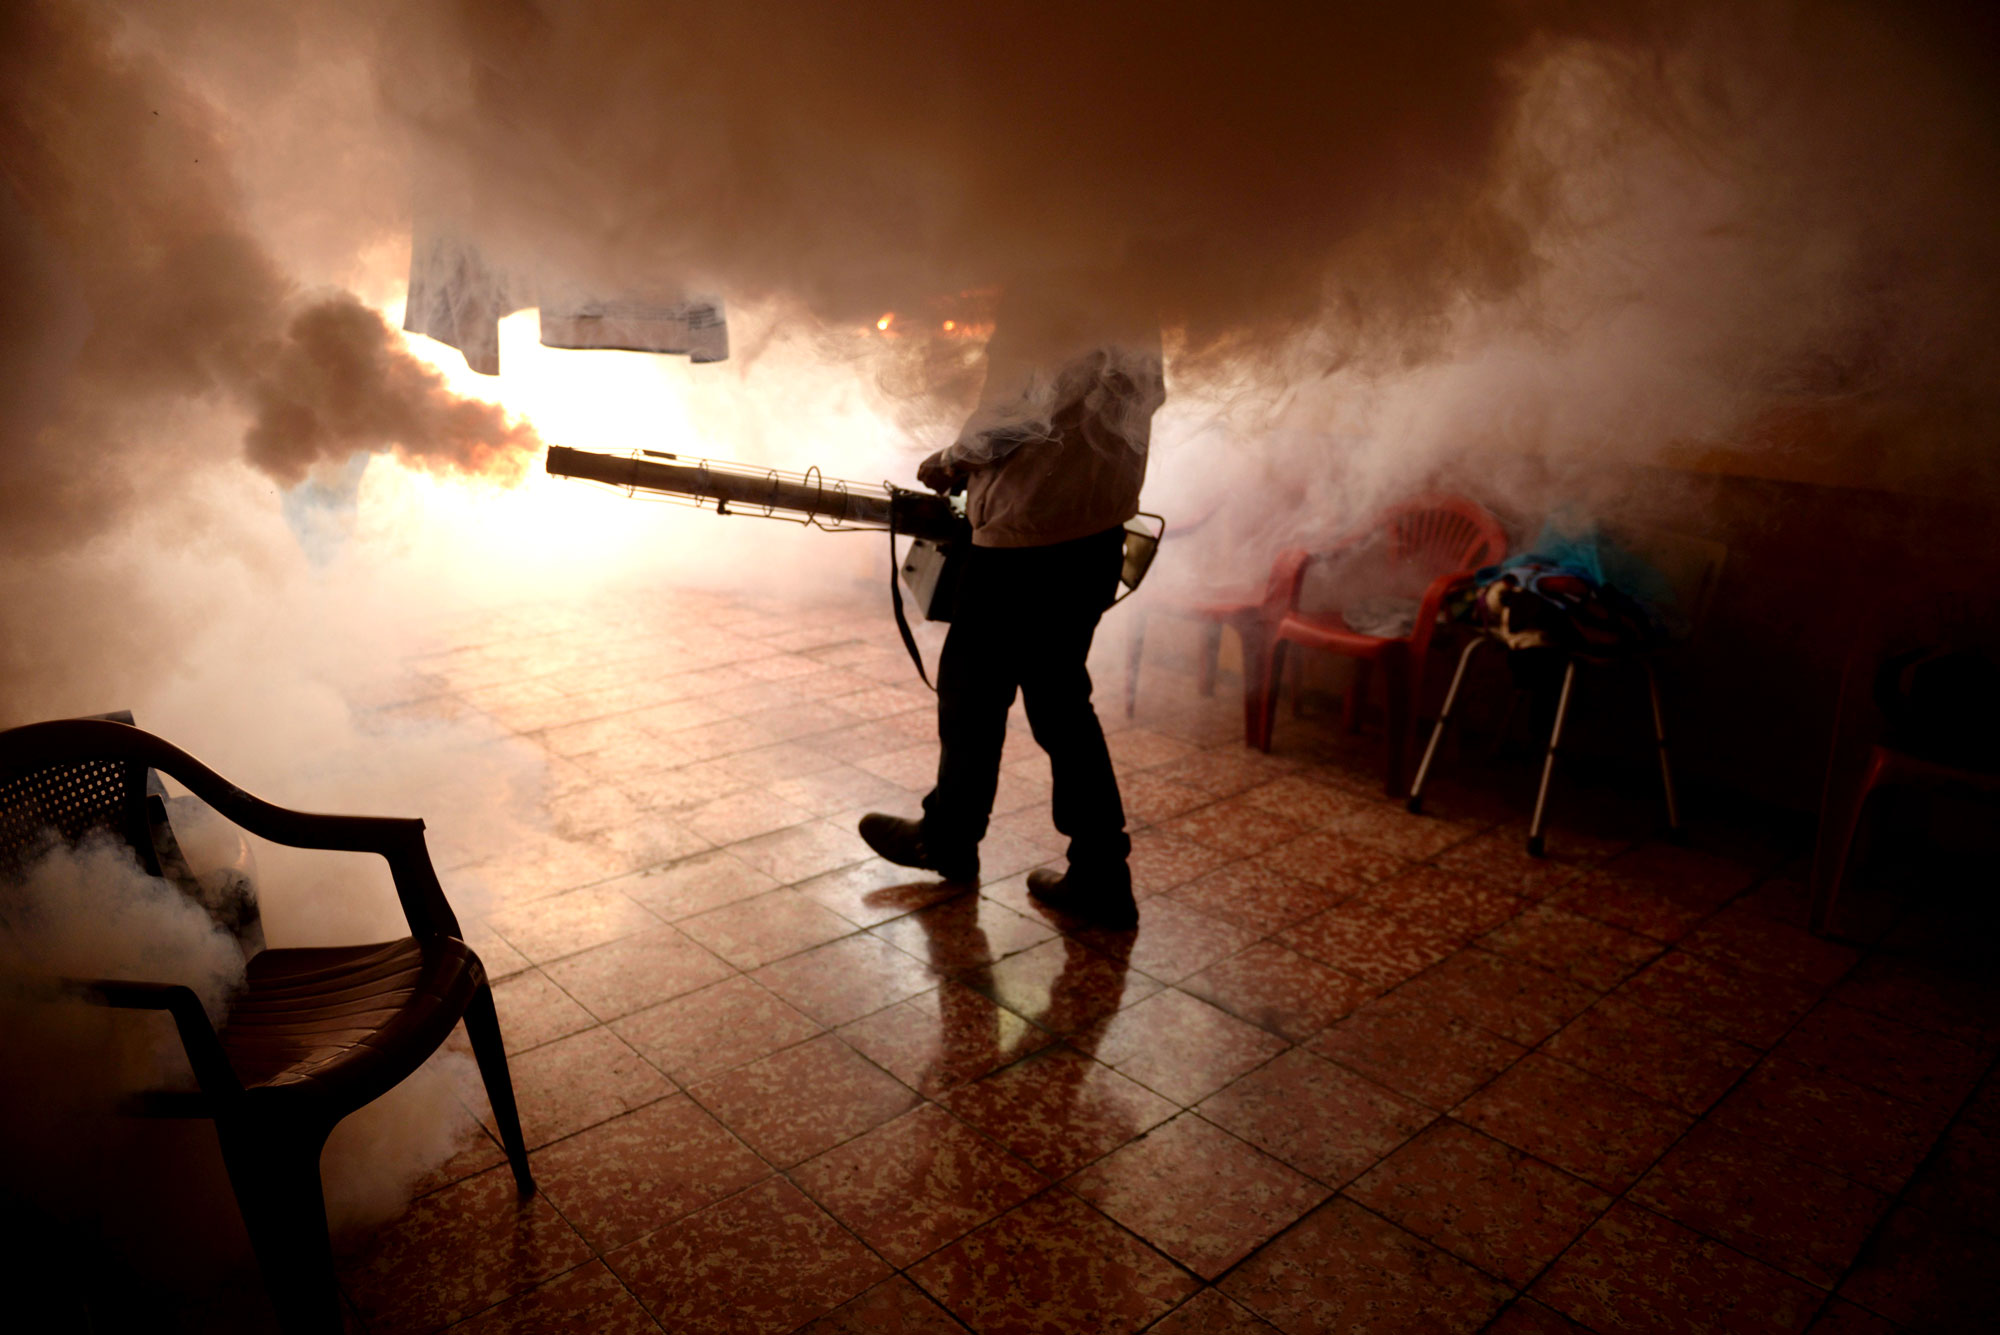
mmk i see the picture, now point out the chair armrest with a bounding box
[1304,522,1372,563]
[1409,569,1483,661]
[1260,548,1315,621]
[1260,526,1387,621]
[181,789,465,944]
[67,977,242,1099]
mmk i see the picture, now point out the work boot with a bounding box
[857,813,979,884]
[1027,864,1139,931]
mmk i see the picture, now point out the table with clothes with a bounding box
[1410,514,1687,854]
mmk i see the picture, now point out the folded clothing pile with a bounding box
[1453,517,1669,665]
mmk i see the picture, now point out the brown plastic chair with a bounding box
[1257,496,1508,793]
[0,715,534,1335]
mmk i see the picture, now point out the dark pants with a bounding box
[921,526,1130,869]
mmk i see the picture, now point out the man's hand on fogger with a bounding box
[916,449,966,495]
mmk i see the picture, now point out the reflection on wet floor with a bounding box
[325,585,1996,1333]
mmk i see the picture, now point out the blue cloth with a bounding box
[1499,513,1676,626]
[1465,513,1674,659]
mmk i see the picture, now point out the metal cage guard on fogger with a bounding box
[544,445,1164,680]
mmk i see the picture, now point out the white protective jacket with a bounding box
[942,334,1165,548]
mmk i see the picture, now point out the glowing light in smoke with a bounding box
[397,307,699,457]
[875,313,894,332]
[369,293,931,602]
[369,301,739,579]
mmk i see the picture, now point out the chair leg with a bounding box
[1343,660,1373,734]
[1812,785,1878,936]
[1383,654,1412,798]
[1645,662,1684,841]
[1125,610,1147,719]
[464,981,536,1195]
[1254,638,1285,752]
[1409,637,1484,814]
[1811,748,1891,936]
[1527,659,1577,858]
[1195,621,1223,698]
[217,1120,342,1335]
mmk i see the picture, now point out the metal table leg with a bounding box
[1646,660,1684,841]
[1407,636,1486,814]
[1526,658,1577,858]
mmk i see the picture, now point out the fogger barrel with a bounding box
[545,444,963,543]
[545,443,1163,627]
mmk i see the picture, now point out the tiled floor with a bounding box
[320,583,1998,1332]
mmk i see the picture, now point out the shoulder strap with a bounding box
[888,515,936,691]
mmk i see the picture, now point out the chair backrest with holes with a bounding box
[1384,495,1509,578]
[0,715,268,964]
[0,710,161,886]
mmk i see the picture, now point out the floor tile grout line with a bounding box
[1463,879,1970,1328]
[1345,1117,1617,1293]
[1795,1019,2000,1330]
[1280,858,1846,1318]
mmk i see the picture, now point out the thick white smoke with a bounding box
[4,0,1999,1303]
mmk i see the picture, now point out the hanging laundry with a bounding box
[402,225,728,375]
[538,294,727,363]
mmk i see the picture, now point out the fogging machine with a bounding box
[545,445,1163,625]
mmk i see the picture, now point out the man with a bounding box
[858,309,1164,930]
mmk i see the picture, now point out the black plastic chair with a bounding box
[0,715,534,1334]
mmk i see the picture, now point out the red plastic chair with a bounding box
[1810,641,2000,937]
[1814,745,2000,935]
[1125,559,1298,743]
[1257,496,1507,793]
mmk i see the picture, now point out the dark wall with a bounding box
[1605,468,2000,811]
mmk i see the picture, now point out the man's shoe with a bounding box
[1027,865,1139,931]
[857,813,979,884]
